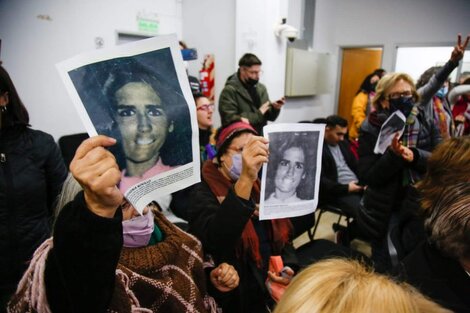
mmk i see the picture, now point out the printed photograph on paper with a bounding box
[56,35,200,213]
[374,110,406,154]
[259,123,325,220]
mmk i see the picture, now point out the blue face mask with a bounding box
[227,153,243,181]
[436,86,448,98]
[389,97,414,117]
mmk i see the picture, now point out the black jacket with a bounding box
[0,127,67,291]
[358,106,440,188]
[397,242,470,313]
[319,140,359,204]
[188,181,298,313]
[45,192,122,313]
[355,107,440,241]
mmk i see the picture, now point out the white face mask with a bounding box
[122,210,154,248]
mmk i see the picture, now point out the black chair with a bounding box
[308,204,353,241]
[290,212,317,240]
[58,133,89,168]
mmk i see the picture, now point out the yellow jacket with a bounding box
[349,92,369,140]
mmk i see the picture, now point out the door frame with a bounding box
[335,45,384,126]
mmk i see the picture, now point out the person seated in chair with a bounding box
[318,115,364,218]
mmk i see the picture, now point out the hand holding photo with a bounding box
[374,110,406,154]
[259,123,325,220]
[56,35,200,214]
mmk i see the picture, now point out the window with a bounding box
[395,46,470,83]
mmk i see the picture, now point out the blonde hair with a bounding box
[273,258,450,313]
[372,72,419,109]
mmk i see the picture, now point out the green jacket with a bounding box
[219,72,280,134]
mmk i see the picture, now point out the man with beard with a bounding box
[319,115,364,218]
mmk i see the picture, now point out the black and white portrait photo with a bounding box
[374,110,406,154]
[260,123,325,220]
[57,36,200,212]
[264,131,318,204]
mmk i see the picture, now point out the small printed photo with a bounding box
[264,131,319,204]
[374,111,406,154]
[259,122,325,220]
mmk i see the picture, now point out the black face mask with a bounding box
[389,97,414,117]
[245,78,259,87]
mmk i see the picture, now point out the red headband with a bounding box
[216,121,258,150]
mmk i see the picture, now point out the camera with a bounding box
[281,25,299,42]
[274,19,299,42]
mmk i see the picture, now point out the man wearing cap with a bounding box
[219,53,285,135]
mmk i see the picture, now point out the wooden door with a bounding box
[337,48,383,131]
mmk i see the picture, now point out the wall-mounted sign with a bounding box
[137,11,159,34]
[138,19,159,33]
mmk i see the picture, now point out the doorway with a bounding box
[337,47,383,134]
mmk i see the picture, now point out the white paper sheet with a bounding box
[259,123,325,220]
[56,35,200,214]
[373,110,406,154]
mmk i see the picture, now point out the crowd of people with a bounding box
[0,33,469,313]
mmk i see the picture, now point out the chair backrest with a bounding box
[58,133,89,168]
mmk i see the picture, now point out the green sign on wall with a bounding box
[138,19,159,33]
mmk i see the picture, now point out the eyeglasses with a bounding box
[388,91,413,100]
[197,104,215,111]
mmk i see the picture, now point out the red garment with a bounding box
[452,97,470,135]
[202,160,292,267]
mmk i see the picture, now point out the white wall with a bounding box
[181,0,236,128]
[182,0,291,128]
[281,0,470,121]
[235,0,289,103]
[0,0,182,140]
[1,0,469,139]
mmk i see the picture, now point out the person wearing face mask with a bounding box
[416,67,455,139]
[349,68,386,141]
[187,122,298,313]
[8,136,240,313]
[356,34,469,273]
[219,53,285,135]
